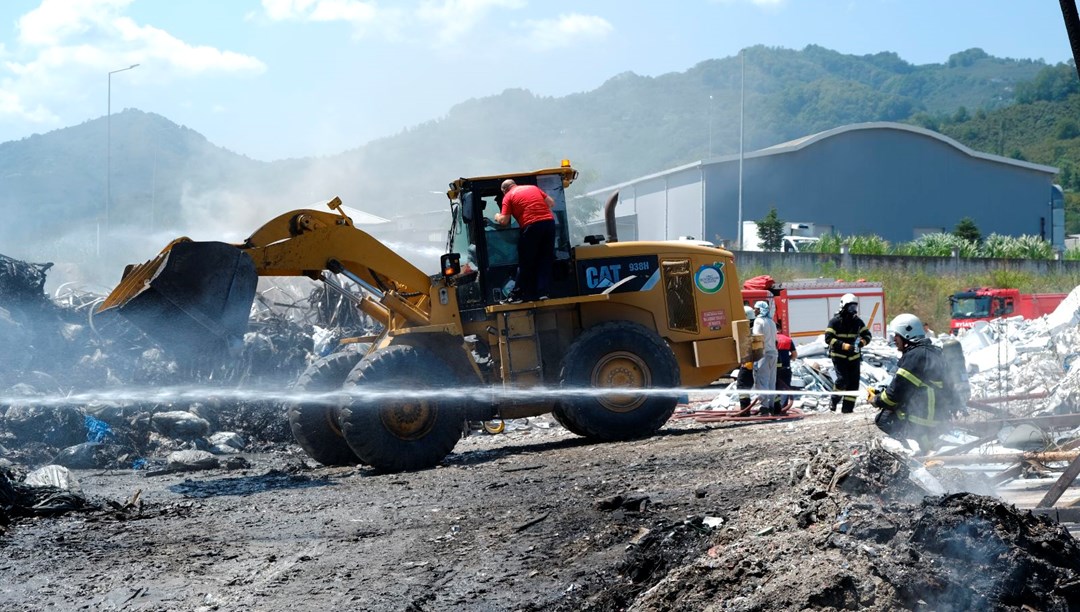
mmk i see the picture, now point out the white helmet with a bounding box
[840,293,858,307]
[754,300,770,318]
[744,305,755,320]
[889,313,926,342]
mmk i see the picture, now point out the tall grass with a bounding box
[803,232,1060,260]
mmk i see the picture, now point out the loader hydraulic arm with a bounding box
[242,200,429,293]
[96,197,461,361]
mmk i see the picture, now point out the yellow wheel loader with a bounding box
[96,161,760,472]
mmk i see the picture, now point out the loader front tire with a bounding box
[554,321,680,441]
[287,348,365,466]
[339,345,463,472]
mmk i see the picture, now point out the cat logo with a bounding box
[585,264,622,289]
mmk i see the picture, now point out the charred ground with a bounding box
[3,412,1080,612]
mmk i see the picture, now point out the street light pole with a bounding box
[737,49,745,250]
[106,63,139,238]
[708,94,714,157]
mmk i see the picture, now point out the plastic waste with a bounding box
[24,465,80,491]
[908,464,945,496]
[85,414,113,443]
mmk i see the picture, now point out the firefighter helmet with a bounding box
[888,313,926,342]
[840,293,858,307]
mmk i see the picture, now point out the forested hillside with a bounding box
[933,61,1080,233]
[0,44,1058,263]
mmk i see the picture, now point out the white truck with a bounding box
[740,221,826,253]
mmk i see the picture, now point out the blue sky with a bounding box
[0,0,1073,161]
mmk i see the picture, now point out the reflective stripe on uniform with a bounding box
[895,367,936,426]
[829,352,862,361]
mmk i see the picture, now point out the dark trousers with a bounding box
[777,366,793,408]
[831,358,861,413]
[515,219,555,300]
[736,365,754,410]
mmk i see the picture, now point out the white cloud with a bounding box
[0,86,57,123]
[112,18,266,75]
[1,0,266,131]
[712,0,786,8]
[261,0,383,37]
[17,0,134,47]
[416,0,525,45]
[520,13,613,51]
[261,0,526,45]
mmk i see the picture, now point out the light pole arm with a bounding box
[106,63,140,239]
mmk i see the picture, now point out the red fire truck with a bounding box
[742,277,887,345]
[949,287,1067,334]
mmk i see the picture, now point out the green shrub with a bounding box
[848,234,890,255]
[901,233,978,257]
[1013,235,1055,259]
[809,234,844,254]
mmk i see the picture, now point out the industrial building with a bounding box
[582,122,1064,249]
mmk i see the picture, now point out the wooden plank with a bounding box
[989,464,1025,485]
[1038,454,1080,508]
[925,451,1080,466]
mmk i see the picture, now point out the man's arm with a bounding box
[544,194,555,209]
[824,316,839,348]
[494,195,512,226]
[858,319,873,346]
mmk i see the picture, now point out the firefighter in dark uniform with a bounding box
[870,313,948,452]
[734,305,756,417]
[825,293,872,413]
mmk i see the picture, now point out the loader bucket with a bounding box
[96,240,258,361]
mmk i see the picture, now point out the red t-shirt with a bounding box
[501,185,554,228]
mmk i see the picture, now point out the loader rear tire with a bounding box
[553,321,679,441]
[287,348,366,466]
[339,345,463,472]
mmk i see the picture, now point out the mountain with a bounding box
[0,45,1051,270]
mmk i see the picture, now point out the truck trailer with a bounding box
[742,278,886,345]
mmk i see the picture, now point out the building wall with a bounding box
[703,128,1056,246]
[616,168,706,241]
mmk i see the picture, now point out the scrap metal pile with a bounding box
[0,253,379,529]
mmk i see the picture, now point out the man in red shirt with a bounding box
[494,179,556,303]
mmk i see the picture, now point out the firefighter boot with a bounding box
[840,397,855,414]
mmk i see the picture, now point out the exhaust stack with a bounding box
[604,190,620,244]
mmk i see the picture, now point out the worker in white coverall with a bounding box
[752,300,779,416]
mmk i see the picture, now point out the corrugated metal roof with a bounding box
[583,122,1059,198]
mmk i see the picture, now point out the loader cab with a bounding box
[446,165,577,318]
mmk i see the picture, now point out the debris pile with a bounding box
[582,444,1080,611]
[0,253,368,489]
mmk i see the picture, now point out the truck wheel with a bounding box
[553,321,680,441]
[339,345,463,472]
[287,348,366,466]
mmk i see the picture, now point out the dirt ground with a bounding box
[2,406,1079,612]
